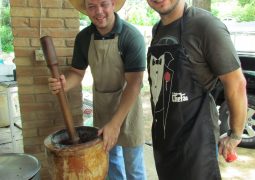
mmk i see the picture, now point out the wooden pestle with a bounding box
[40,36,79,144]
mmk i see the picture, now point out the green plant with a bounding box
[233,3,255,21]
[211,7,219,17]
[0,25,13,52]
[2,5,11,26]
[238,0,255,6]
[79,13,91,25]
[0,5,13,53]
[126,6,159,26]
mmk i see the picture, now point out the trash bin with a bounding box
[0,153,41,180]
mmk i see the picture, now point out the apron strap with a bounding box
[180,3,190,46]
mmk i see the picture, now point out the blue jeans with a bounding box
[108,145,146,180]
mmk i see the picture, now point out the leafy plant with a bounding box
[0,5,13,53]
[211,7,220,17]
[233,3,255,21]
[79,13,91,26]
[0,26,13,52]
[126,5,159,26]
[2,5,11,26]
[238,0,255,6]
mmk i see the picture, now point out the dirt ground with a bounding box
[141,84,255,180]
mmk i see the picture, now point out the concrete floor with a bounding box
[140,84,255,180]
[143,144,255,180]
[0,120,23,154]
[144,144,157,180]
[1,119,255,180]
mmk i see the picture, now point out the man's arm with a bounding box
[48,67,85,94]
[218,68,247,159]
[65,67,85,91]
[98,71,144,151]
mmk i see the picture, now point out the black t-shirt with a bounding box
[151,6,240,91]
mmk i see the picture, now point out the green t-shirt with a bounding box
[72,13,146,73]
[151,6,240,91]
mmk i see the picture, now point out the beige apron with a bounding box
[88,34,144,147]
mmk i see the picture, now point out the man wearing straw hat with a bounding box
[48,0,147,179]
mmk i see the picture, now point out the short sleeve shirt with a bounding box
[151,6,241,91]
[72,13,146,73]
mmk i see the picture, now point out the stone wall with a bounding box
[10,0,83,178]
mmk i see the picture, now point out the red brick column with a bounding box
[10,0,82,178]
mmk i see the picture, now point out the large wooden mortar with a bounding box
[40,36,108,179]
[44,126,108,180]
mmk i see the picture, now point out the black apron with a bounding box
[147,8,221,180]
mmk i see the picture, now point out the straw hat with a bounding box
[69,0,126,15]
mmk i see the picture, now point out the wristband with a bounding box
[227,129,242,140]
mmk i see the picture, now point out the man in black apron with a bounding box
[49,0,147,179]
[146,0,247,179]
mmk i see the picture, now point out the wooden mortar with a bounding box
[40,36,108,179]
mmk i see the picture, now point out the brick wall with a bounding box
[10,0,82,179]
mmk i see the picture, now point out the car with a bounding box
[222,17,237,24]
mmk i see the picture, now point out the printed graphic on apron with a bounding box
[149,51,175,138]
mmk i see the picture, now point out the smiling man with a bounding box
[48,0,147,179]
[146,0,247,179]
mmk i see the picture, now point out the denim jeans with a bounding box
[107,145,147,180]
